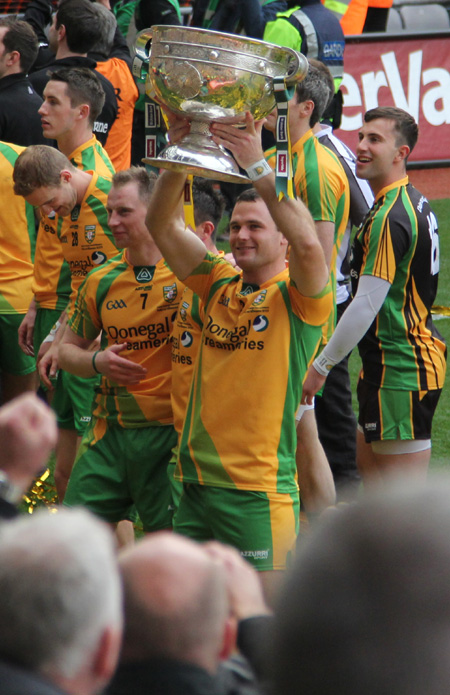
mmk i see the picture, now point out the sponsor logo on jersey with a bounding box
[365,422,377,432]
[241,549,270,560]
[71,205,80,222]
[253,315,269,332]
[163,283,177,303]
[85,225,96,244]
[106,299,128,310]
[253,290,267,306]
[92,251,107,265]
[134,266,155,284]
[181,331,193,348]
[218,294,230,307]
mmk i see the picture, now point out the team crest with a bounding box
[163,283,177,303]
[253,290,267,306]
[84,225,96,244]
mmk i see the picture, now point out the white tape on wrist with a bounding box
[246,159,272,182]
[313,352,337,377]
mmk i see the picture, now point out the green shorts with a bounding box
[34,307,61,356]
[0,313,35,375]
[52,369,98,436]
[167,444,183,511]
[173,483,299,571]
[64,417,177,531]
[357,377,442,442]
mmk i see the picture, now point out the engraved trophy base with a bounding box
[143,130,250,183]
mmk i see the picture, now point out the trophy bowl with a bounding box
[133,25,308,183]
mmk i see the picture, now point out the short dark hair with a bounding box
[192,178,225,241]
[234,187,262,206]
[364,106,418,153]
[13,145,73,197]
[295,61,333,127]
[112,167,157,205]
[0,17,39,74]
[47,67,105,126]
[55,0,104,54]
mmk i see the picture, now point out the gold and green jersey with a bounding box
[175,253,332,493]
[352,177,447,392]
[59,171,118,306]
[0,141,36,314]
[267,129,349,343]
[33,137,115,310]
[69,251,183,427]
[171,251,225,437]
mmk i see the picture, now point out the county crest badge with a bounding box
[84,225,96,244]
[163,283,177,303]
[253,290,267,306]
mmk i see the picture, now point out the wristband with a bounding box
[42,320,61,344]
[313,351,337,377]
[246,159,272,182]
[92,350,101,374]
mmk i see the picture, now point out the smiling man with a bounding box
[58,167,182,534]
[302,106,447,482]
[147,112,331,603]
[13,145,119,500]
[17,68,115,502]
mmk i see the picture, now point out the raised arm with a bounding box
[145,169,208,281]
[210,113,329,297]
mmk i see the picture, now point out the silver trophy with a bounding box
[133,25,308,183]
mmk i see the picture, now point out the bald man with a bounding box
[107,533,268,695]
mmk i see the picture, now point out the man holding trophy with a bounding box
[146,111,331,602]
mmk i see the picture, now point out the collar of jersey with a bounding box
[375,175,409,202]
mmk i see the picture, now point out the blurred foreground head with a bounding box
[273,477,450,695]
[0,508,122,695]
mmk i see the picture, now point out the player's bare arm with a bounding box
[145,169,208,281]
[59,327,147,385]
[211,112,328,297]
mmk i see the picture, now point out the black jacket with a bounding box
[0,73,47,147]
[0,660,66,695]
[29,56,118,146]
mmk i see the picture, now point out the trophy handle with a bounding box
[132,29,153,82]
[134,28,153,63]
[284,49,309,85]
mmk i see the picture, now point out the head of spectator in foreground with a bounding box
[118,532,234,673]
[0,17,39,77]
[50,0,104,56]
[191,177,225,251]
[272,477,450,695]
[0,508,122,695]
[40,67,106,138]
[13,145,78,217]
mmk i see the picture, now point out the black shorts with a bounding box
[357,377,442,442]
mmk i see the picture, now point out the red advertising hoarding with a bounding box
[336,32,450,164]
